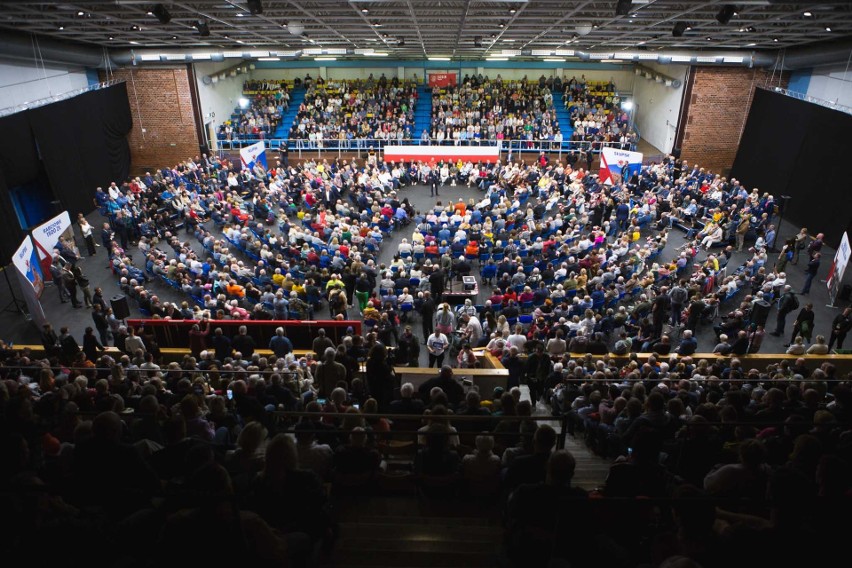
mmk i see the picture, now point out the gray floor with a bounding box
[2,183,850,360]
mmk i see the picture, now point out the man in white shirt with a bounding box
[426,331,449,368]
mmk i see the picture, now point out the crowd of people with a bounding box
[216,81,291,142]
[428,75,560,148]
[2,68,850,566]
[563,74,638,152]
[289,76,419,147]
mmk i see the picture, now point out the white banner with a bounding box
[10,236,47,327]
[240,140,268,171]
[383,145,501,163]
[599,147,644,185]
[32,211,72,261]
[827,232,850,303]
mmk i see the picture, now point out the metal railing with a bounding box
[768,86,852,116]
[213,136,638,159]
[0,79,125,118]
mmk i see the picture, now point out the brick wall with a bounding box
[102,67,200,173]
[680,67,787,175]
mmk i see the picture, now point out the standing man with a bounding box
[800,252,821,295]
[426,329,449,368]
[735,214,751,252]
[669,280,689,327]
[428,267,445,303]
[420,291,436,344]
[828,307,852,351]
[789,302,815,346]
[428,167,440,197]
[770,285,798,337]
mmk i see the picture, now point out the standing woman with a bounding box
[78,213,97,256]
[435,302,455,336]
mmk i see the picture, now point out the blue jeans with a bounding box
[802,272,815,294]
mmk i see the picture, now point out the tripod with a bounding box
[1,266,27,316]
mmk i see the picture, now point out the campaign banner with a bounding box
[826,231,850,304]
[599,147,643,186]
[240,140,268,171]
[383,145,500,164]
[12,235,44,298]
[31,210,72,280]
[428,73,457,88]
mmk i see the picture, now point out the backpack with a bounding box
[791,295,800,310]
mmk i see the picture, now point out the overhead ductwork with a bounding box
[0,32,115,68]
[0,30,848,71]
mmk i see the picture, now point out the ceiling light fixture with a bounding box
[397,37,405,46]
[58,25,64,30]
[803,11,812,18]
[236,13,244,17]
[773,37,779,42]
[746,42,756,47]
[287,21,304,35]
[576,22,592,36]
[428,57,450,61]
[108,35,114,40]
[77,10,85,17]
[130,41,139,45]
[314,57,337,61]
[825,26,832,32]
[706,36,713,41]
[361,8,369,14]
[509,8,516,14]
[499,21,505,28]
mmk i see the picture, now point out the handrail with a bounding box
[214,136,637,158]
[0,78,125,118]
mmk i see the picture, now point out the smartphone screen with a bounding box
[226,389,233,400]
[317,398,327,405]
[353,404,360,410]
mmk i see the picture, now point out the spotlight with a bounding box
[247,0,263,15]
[615,0,632,17]
[239,98,250,109]
[195,20,210,37]
[474,36,483,47]
[152,4,171,24]
[287,21,304,36]
[716,4,737,25]
[622,100,633,111]
[672,22,687,37]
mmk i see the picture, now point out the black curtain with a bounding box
[731,88,852,249]
[0,83,132,259]
[0,111,41,258]
[27,83,133,218]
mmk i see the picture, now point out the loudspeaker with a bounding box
[751,300,771,327]
[615,0,632,16]
[672,22,688,37]
[716,4,737,25]
[111,294,131,320]
[474,36,483,48]
[672,147,682,159]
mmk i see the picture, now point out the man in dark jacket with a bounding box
[770,285,798,337]
[231,325,256,359]
[418,365,464,408]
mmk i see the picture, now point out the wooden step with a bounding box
[339,522,503,541]
[326,548,498,567]
[336,537,497,554]
[352,515,500,527]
